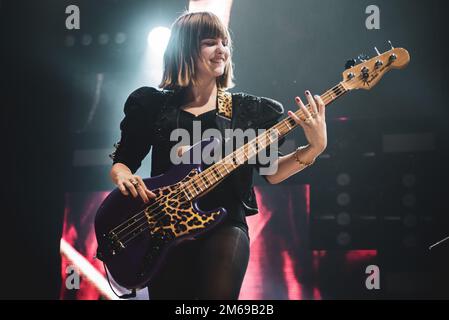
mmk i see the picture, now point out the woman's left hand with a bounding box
[288,90,327,154]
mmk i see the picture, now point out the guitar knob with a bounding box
[361,67,369,79]
[357,54,370,62]
[345,59,356,70]
[374,46,381,56]
[388,40,394,50]
[375,60,383,69]
[389,53,397,62]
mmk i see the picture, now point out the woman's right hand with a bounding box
[114,171,156,203]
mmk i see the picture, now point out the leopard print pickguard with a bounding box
[144,169,223,240]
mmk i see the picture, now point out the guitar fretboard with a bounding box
[182,82,348,200]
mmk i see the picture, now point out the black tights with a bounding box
[147,224,250,300]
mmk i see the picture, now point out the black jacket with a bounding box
[112,87,284,216]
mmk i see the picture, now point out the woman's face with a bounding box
[195,37,230,80]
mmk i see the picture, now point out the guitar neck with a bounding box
[182,82,349,200]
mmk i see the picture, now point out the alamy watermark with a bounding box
[65,265,80,290]
[169,121,280,175]
[365,5,380,30]
[65,5,80,30]
[365,264,380,290]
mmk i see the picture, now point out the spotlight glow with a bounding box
[147,27,171,53]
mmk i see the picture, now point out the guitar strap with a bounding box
[215,89,233,141]
[217,88,233,119]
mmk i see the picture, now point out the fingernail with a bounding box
[305,91,310,95]
[295,97,299,101]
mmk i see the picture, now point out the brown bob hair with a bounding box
[159,11,235,90]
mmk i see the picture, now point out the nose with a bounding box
[216,49,226,61]
[217,41,226,53]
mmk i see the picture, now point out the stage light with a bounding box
[147,27,171,53]
[141,26,171,86]
[337,192,351,206]
[98,33,110,45]
[60,239,120,300]
[337,232,351,246]
[188,0,233,27]
[115,32,127,45]
[336,173,351,186]
[81,34,93,46]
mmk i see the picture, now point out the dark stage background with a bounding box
[2,0,449,299]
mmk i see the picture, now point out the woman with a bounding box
[110,11,327,299]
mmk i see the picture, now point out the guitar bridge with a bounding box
[139,232,172,277]
[99,231,126,259]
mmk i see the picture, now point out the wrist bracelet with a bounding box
[294,146,315,167]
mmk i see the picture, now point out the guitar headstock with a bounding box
[341,44,410,91]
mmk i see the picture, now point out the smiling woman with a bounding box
[159,11,234,90]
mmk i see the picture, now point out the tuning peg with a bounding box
[357,54,370,62]
[345,59,356,70]
[361,66,369,79]
[387,40,394,50]
[374,46,381,56]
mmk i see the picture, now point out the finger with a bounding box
[117,182,129,196]
[135,183,149,203]
[146,189,156,198]
[131,176,149,202]
[177,145,190,157]
[136,176,156,199]
[295,96,312,122]
[177,146,184,157]
[123,181,138,198]
[314,95,325,116]
[305,90,318,114]
[135,176,146,190]
[288,110,304,127]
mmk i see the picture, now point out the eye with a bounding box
[202,39,228,47]
[202,40,215,46]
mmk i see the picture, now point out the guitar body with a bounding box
[95,138,227,289]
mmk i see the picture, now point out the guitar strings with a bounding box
[112,85,347,243]
[111,83,348,243]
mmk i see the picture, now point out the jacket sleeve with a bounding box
[254,96,286,176]
[111,87,161,173]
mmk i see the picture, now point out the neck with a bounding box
[184,77,217,106]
